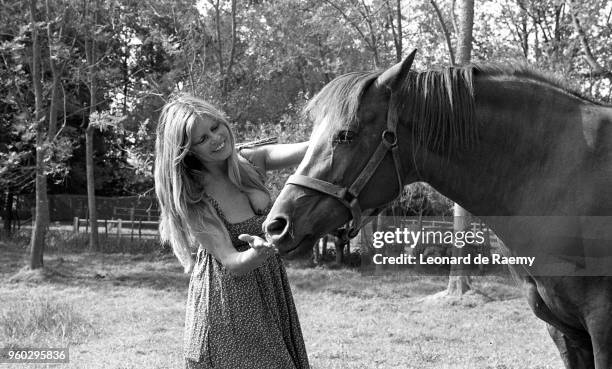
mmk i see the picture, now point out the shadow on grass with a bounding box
[2,238,523,301]
[2,240,189,291]
[287,264,523,302]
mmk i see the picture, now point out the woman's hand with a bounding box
[238,234,278,255]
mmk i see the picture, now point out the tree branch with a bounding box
[430,0,455,65]
[450,0,458,35]
[224,0,237,92]
[357,0,380,67]
[321,0,373,51]
[569,0,612,79]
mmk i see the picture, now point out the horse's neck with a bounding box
[403,76,612,255]
[414,76,596,218]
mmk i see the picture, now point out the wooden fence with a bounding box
[73,206,161,244]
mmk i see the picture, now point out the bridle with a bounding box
[286,88,405,239]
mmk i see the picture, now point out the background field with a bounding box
[0,240,563,369]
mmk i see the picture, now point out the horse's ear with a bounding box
[375,49,417,91]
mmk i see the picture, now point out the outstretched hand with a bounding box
[238,234,278,255]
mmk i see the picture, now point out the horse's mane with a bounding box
[303,71,381,132]
[396,66,476,154]
[303,63,605,155]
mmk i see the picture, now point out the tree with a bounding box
[0,2,34,236]
[29,0,49,269]
[2,0,608,260]
[446,0,474,296]
[84,0,100,251]
[425,0,475,295]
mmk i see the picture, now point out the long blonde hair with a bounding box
[154,94,268,273]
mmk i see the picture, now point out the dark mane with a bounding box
[303,71,381,131]
[304,63,607,155]
[304,67,478,154]
[396,66,477,154]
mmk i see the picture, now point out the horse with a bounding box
[263,50,612,369]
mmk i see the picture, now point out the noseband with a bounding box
[286,91,404,239]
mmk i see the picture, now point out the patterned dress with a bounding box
[184,195,310,369]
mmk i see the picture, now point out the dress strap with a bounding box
[203,193,229,224]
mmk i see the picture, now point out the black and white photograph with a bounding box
[1,0,611,368]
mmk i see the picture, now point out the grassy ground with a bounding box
[0,240,563,369]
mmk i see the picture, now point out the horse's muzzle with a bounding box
[263,214,291,245]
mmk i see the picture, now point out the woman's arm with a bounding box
[193,231,275,276]
[241,141,309,172]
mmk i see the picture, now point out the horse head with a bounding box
[264,50,419,257]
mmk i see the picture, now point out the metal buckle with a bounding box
[347,227,360,239]
[382,130,397,147]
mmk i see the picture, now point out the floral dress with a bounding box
[184,195,310,369]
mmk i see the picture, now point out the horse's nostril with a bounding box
[265,216,289,238]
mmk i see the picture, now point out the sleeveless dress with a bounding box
[184,195,310,369]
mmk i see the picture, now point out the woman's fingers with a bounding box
[238,234,277,253]
[238,234,278,253]
[238,234,255,244]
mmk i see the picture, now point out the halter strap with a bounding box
[286,88,405,239]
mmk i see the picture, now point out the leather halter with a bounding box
[286,90,405,238]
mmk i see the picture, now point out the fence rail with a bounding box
[113,206,160,222]
[73,217,159,241]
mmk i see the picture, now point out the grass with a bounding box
[3,228,168,254]
[0,238,563,369]
[1,296,94,348]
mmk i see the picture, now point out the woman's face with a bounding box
[189,115,232,164]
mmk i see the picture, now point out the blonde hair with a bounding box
[154,94,268,273]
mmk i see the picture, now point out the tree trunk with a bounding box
[3,191,14,236]
[455,0,474,65]
[29,0,49,269]
[85,125,98,251]
[519,0,528,57]
[334,236,344,264]
[45,0,59,138]
[448,204,472,295]
[85,0,99,251]
[447,0,474,295]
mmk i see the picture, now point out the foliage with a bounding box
[1,0,610,211]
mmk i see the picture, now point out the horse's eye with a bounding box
[334,130,356,144]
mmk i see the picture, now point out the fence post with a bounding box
[105,219,108,238]
[116,219,122,250]
[130,208,135,241]
[138,220,142,240]
[73,217,79,233]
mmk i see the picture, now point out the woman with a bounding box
[154,94,310,369]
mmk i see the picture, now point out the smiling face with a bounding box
[189,115,233,165]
